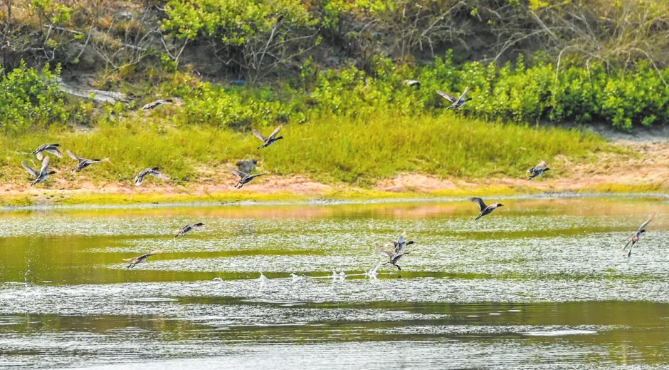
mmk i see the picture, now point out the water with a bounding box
[1,197,669,369]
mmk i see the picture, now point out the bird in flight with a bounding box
[134,167,170,186]
[436,87,471,109]
[469,197,504,221]
[376,231,415,271]
[141,98,183,111]
[66,150,109,172]
[22,156,56,186]
[528,161,550,180]
[229,168,268,189]
[125,250,163,268]
[174,222,205,239]
[252,125,284,149]
[31,143,62,160]
[621,214,654,257]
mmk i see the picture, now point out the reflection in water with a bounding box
[1,197,669,368]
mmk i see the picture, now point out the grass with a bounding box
[0,113,607,188]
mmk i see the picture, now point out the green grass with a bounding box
[0,113,606,187]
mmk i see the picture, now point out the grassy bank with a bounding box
[0,113,605,187]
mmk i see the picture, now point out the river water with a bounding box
[1,197,668,369]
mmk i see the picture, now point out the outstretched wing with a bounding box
[536,161,548,169]
[376,245,393,258]
[638,214,655,233]
[252,129,267,142]
[436,90,456,103]
[149,171,170,180]
[40,156,50,175]
[268,125,282,140]
[228,167,247,179]
[66,150,83,161]
[21,161,38,177]
[458,86,470,101]
[148,249,163,257]
[621,235,634,251]
[469,197,487,211]
[45,147,62,158]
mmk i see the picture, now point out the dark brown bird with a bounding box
[252,125,283,149]
[174,223,205,239]
[470,197,504,221]
[134,167,169,186]
[124,250,163,268]
[229,168,268,189]
[621,214,654,257]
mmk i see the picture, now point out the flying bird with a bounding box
[621,214,654,257]
[124,250,163,268]
[22,156,56,186]
[436,87,471,109]
[141,98,183,111]
[528,161,550,180]
[31,143,62,160]
[229,168,268,189]
[376,231,415,271]
[66,150,109,172]
[134,167,170,186]
[469,197,504,221]
[174,222,205,239]
[404,80,421,88]
[252,125,284,149]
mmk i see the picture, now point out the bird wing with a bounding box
[149,171,170,180]
[638,214,654,232]
[40,156,50,175]
[21,161,38,177]
[268,125,282,140]
[45,147,62,158]
[458,86,470,101]
[376,245,393,258]
[469,197,487,211]
[436,90,456,103]
[621,235,634,250]
[148,249,163,256]
[134,169,149,185]
[66,150,83,162]
[252,129,267,142]
[396,231,406,245]
[536,161,548,169]
[228,167,247,179]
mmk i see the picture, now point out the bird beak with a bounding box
[499,204,504,207]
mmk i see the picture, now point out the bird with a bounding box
[236,159,258,174]
[436,87,471,109]
[621,214,654,257]
[22,156,56,186]
[66,150,109,172]
[174,222,205,239]
[252,125,283,149]
[134,167,170,186]
[124,250,163,268]
[528,161,550,180]
[404,80,421,88]
[141,98,183,111]
[31,144,62,160]
[229,168,268,189]
[469,197,504,221]
[376,232,415,271]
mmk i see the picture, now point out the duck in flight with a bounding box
[125,250,163,268]
[134,167,170,186]
[528,161,550,180]
[229,168,268,189]
[174,222,205,239]
[141,98,183,111]
[469,197,504,221]
[31,143,62,160]
[66,150,109,172]
[22,156,56,186]
[621,214,654,257]
[436,87,471,109]
[376,231,415,271]
[252,125,283,149]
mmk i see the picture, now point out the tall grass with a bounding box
[0,114,605,186]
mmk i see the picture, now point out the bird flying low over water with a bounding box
[134,167,170,186]
[376,231,415,271]
[31,143,62,160]
[229,168,268,189]
[174,223,205,239]
[22,156,56,186]
[621,214,654,258]
[125,250,163,268]
[528,161,550,180]
[66,150,109,172]
[252,125,283,149]
[436,87,471,109]
[469,197,504,221]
